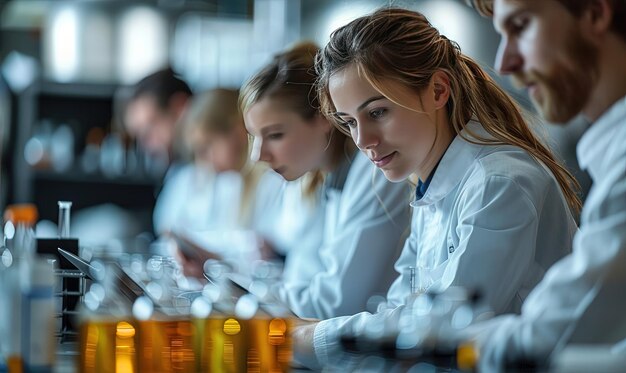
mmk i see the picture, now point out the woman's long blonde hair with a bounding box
[316,7,581,214]
[182,88,264,226]
[240,41,352,200]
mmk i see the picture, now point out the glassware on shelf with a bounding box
[50,124,75,172]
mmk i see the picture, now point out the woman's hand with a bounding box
[167,232,221,279]
[172,246,204,279]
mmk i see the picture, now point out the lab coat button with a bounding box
[448,245,455,253]
[429,205,436,213]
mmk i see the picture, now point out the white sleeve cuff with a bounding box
[313,318,331,366]
[313,316,351,367]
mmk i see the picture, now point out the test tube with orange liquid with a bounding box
[135,317,197,372]
[194,314,292,373]
[78,318,137,373]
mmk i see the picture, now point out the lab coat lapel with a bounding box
[411,120,485,207]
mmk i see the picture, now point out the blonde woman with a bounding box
[241,42,412,319]
[292,8,580,368]
[158,88,285,278]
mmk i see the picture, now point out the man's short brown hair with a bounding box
[468,0,626,42]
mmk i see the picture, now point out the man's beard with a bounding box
[511,30,599,124]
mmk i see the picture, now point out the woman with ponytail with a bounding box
[240,41,412,319]
[292,8,580,368]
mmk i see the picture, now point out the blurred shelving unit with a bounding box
[13,81,161,230]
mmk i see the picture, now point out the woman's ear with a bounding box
[431,71,451,110]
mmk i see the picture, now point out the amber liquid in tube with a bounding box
[135,318,197,372]
[79,316,293,372]
[78,319,137,373]
[196,316,292,373]
[245,317,292,373]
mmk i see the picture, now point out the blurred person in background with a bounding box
[240,41,412,319]
[161,88,287,278]
[458,0,626,371]
[291,7,580,369]
[125,67,192,162]
[124,67,193,235]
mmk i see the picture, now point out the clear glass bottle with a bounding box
[1,204,57,372]
[0,221,14,371]
[2,205,36,373]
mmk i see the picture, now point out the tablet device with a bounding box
[203,271,250,299]
[58,248,159,307]
[227,272,252,294]
[58,248,101,281]
[226,272,297,318]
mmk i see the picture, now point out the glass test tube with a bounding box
[58,201,72,238]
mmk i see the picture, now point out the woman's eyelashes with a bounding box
[369,108,387,119]
[337,107,388,129]
[267,132,284,140]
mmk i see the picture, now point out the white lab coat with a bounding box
[153,164,284,234]
[308,121,577,368]
[259,175,327,290]
[153,163,215,234]
[153,163,287,275]
[278,151,412,319]
[261,177,325,258]
[473,96,626,372]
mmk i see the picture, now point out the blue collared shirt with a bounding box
[415,166,437,200]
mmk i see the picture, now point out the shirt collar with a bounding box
[415,149,445,201]
[411,120,487,207]
[577,95,626,181]
[415,170,435,200]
